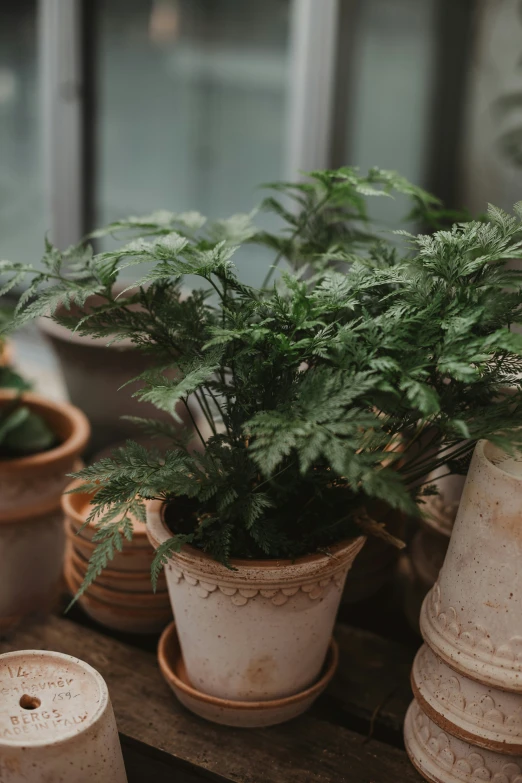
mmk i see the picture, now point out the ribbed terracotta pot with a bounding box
[404,699,522,783]
[0,649,127,782]
[0,392,90,631]
[147,499,365,703]
[420,440,522,692]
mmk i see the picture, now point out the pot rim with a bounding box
[0,390,90,471]
[158,621,339,711]
[481,438,522,481]
[62,479,149,540]
[146,498,366,570]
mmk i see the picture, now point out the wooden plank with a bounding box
[322,624,415,742]
[0,616,422,783]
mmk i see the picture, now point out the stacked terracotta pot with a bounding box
[62,482,172,634]
[405,440,522,782]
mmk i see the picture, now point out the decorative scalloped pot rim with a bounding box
[146,498,365,705]
[412,644,522,755]
[404,699,522,783]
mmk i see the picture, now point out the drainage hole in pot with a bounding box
[19,695,41,710]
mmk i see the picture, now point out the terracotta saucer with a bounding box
[157,621,338,728]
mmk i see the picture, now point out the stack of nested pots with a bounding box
[62,481,172,634]
[405,440,522,782]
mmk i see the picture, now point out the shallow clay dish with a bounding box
[157,621,338,728]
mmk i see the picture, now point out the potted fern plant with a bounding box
[2,168,522,726]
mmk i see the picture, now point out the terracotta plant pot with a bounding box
[147,499,365,707]
[62,483,172,634]
[39,302,192,454]
[0,391,90,631]
[420,440,522,692]
[64,560,172,634]
[0,648,127,782]
[68,545,167,593]
[404,700,522,783]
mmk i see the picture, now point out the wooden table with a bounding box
[0,610,423,782]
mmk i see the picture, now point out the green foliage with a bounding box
[2,168,522,592]
[0,370,57,457]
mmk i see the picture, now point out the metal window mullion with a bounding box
[286,0,340,179]
[38,0,84,249]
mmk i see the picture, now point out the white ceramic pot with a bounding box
[404,699,522,783]
[0,649,127,782]
[421,440,522,692]
[147,499,365,702]
[412,644,522,754]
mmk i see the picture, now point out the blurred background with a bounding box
[3,0,522,275]
[2,0,522,399]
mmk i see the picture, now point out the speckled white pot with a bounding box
[405,699,522,783]
[147,499,365,702]
[412,644,522,755]
[420,440,522,692]
[0,649,127,782]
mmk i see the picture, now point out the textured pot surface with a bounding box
[158,621,338,727]
[421,440,522,692]
[412,644,522,754]
[0,649,127,782]
[405,699,522,783]
[147,499,365,701]
[0,393,89,630]
[0,392,90,522]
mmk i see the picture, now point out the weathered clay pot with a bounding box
[39,304,191,454]
[62,483,158,573]
[412,643,522,755]
[404,699,522,783]
[67,545,167,593]
[0,649,127,782]
[147,499,365,703]
[158,621,338,727]
[64,559,172,634]
[0,392,90,631]
[420,440,522,692]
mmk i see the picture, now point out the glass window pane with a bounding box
[0,0,45,262]
[342,0,437,227]
[92,0,292,285]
